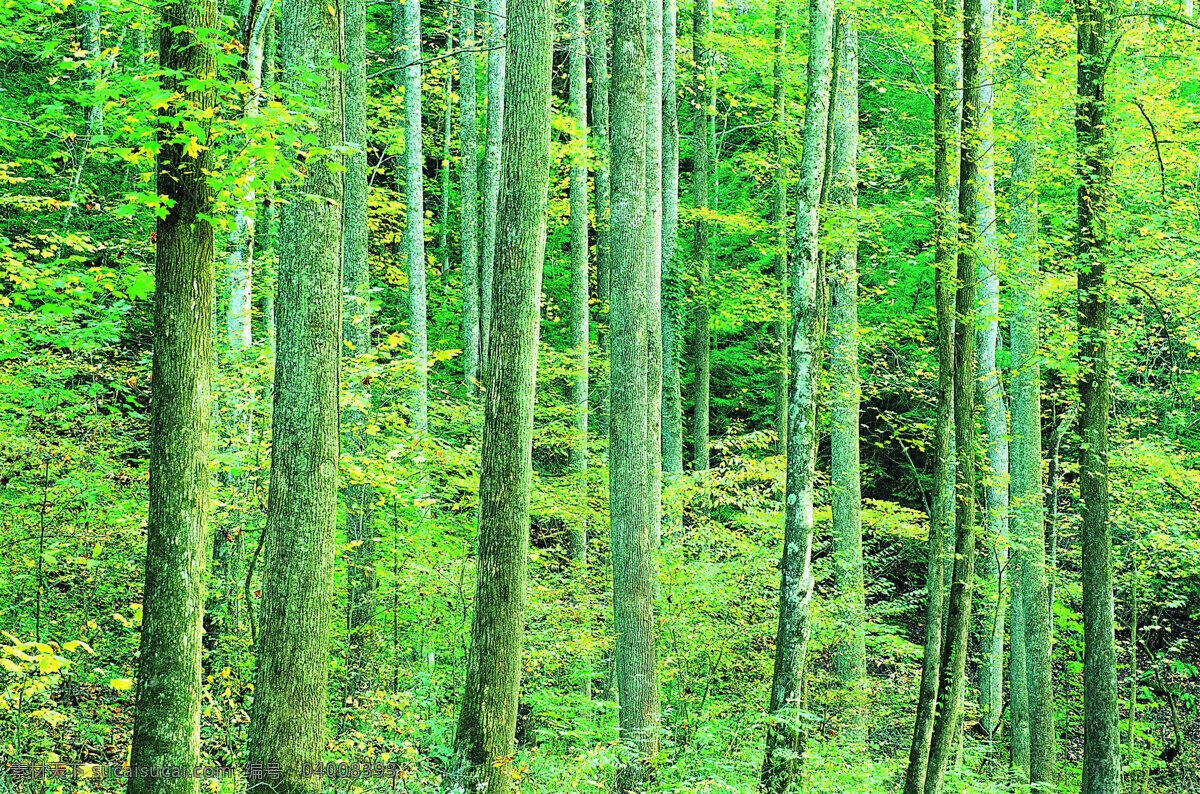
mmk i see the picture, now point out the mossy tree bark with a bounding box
[589,0,611,432]
[770,0,787,459]
[460,0,481,395]
[404,0,428,434]
[923,2,981,789]
[1075,2,1119,792]
[126,2,216,791]
[660,0,683,534]
[343,0,376,698]
[828,8,864,746]
[478,0,506,377]
[246,0,344,790]
[610,0,661,783]
[446,0,553,787]
[902,0,958,788]
[760,1,832,790]
[646,0,663,550]
[690,0,711,472]
[567,0,589,564]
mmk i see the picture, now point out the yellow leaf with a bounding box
[184,136,203,159]
[110,677,134,691]
[1,658,22,674]
[63,640,94,654]
[37,654,63,674]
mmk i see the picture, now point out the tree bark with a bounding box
[646,0,664,551]
[126,3,216,792]
[83,0,103,136]
[771,0,787,459]
[610,0,660,782]
[589,0,611,436]
[405,0,429,435]
[460,0,481,395]
[660,0,682,534]
[478,0,507,378]
[567,0,589,564]
[690,0,712,472]
[1011,0,1053,785]
[828,8,864,746]
[1075,2,1118,793]
[760,1,832,790]
[445,0,552,787]
[247,0,344,789]
[902,0,957,788]
[923,0,981,789]
[343,0,376,698]
[439,9,454,259]
[973,0,1007,745]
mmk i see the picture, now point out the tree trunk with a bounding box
[646,0,663,551]
[589,0,611,435]
[246,0,344,788]
[923,0,981,789]
[567,0,589,565]
[126,5,216,793]
[660,0,682,534]
[828,8,864,746]
[902,0,957,788]
[771,0,787,459]
[690,0,711,472]
[343,0,376,698]
[460,0,481,395]
[1075,3,1118,793]
[405,0,429,435]
[445,0,552,787]
[610,0,660,782]
[439,9,454,259]
[478,0,507,378]
[973,0,1007,745]
[760,1,832,790]
[1011,0,1053,785]
[83,0,103,136]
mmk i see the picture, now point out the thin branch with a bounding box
[1131,99,1166,200]
[369,43,505,80]
[1116,10,1200,30]
[0,116,65,140]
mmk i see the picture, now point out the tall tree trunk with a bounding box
[902,0,957,788]
[126,4,216,792]
[446,0,552,786]
[660,0,682,534]
[478,0,507,378]
[589,0,611,434]
[439,9,454,259]
[770,0,787,458]
[262,16,278,353]
[828,8,863,746]
[1011,0,1052,785]
[247,0,344,788]
[567,0,589,565]
[973,0,1007,745]
[405,0,429,435]
[646,0,664,550]
[226,0,274,349]
[923,0,981,789]
[690,0,711,472]
[1075,2,1118,793]
[760,1,832,790]
[343,0,376,698]
[610,0,660,783]
[83,0,103,136]
[460,0,481,395]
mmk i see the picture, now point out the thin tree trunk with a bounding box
[1075,3,1118,792]
[405,0,429,435]
[771,0,787,458]
[83,0,103,136]
[343,0,376,698]
[760,1,832,790]
[646,0,664,551]
[902,0,957,787]
[1011,0,1053,784]
[923,0,981,788]
[446,0,552,786]
[439,8,454,259]
[973,0,1007,745]
[691,0,712,472]
[610,0,660,782]
[460,0,481,395]
[828,8,863,746]
[589,0,611,436]
[660,0,682,534]
[567,0,589,565]
[246,0,344,788]
[478,0,507,378]
[126,3,216,791]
